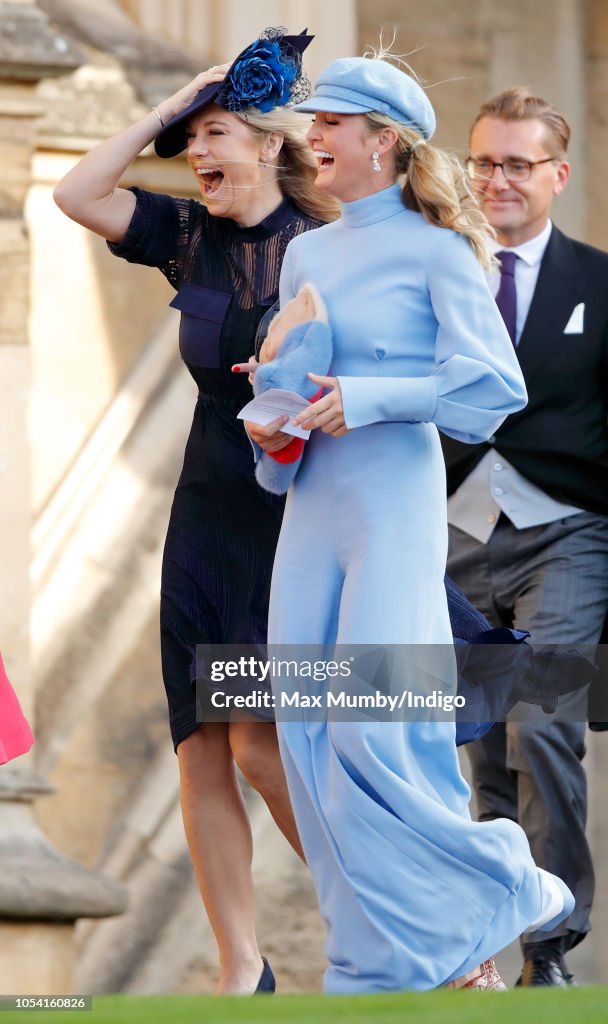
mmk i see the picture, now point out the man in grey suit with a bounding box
[442,87,608,986]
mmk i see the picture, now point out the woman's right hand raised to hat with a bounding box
[157,64,230,124]
[53,64,230,243]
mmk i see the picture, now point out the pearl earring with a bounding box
[372,151,381,173]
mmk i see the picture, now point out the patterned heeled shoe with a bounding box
[461,957,507,991]
[254,957,276,994]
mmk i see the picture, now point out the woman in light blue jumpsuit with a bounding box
[255,57,575,992]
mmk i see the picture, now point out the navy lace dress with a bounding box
[109,189,322,748]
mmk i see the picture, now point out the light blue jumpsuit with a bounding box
[268,184,572,992]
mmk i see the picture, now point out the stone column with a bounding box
[0,0,126,996]
[124,0,358,78]
[586,0,608,248]
[213,0,357,78]
[119,0,213,54]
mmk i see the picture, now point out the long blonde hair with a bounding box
[364,111,496,270]
[238,107,339,223]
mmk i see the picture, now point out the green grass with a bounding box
[1,989,607,1024]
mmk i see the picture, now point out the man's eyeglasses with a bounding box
[466,156,556,183]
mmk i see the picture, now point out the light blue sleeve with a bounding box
[279,239,297,308]
[245,428,263,464]
[338,231,528,443]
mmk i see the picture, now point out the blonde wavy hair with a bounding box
[364,111,496,270]
[238,107,339,223]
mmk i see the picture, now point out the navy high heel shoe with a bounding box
[254,957,276,994]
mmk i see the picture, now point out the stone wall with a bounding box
[28,152,177,509]
[587,0,608,247]
[117,0,358,80]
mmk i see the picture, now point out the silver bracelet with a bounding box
[152,106,165,128]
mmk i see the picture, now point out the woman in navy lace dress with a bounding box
[54,30,335,995]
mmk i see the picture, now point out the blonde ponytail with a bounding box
[238,107,339,224]
[365,112,496,270]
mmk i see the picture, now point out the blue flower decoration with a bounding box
[224,38,299,113]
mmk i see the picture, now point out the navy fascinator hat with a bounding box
[155,27,314,158]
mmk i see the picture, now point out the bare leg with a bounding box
[229,720,305,860]
[177,724,263,995]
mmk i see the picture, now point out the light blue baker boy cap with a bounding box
[294,56,436,139]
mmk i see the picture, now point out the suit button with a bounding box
[488,514,496,524]
[494,463,502,471]
[494,487,503,496]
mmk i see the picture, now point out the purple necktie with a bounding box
[495,250,518,345]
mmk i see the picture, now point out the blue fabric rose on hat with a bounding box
[225,38,298,112]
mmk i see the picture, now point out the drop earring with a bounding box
[372,151,381,173]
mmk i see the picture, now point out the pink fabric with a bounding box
[0,653,34,764]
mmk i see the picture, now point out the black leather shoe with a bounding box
[515,954,576,987]
[254,957,276,994]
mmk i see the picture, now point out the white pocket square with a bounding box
[563,302,584,334]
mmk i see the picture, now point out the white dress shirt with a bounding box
[448,220,583,543]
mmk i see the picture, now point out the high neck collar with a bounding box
[339,183,404,228]
[220,196,297,240]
